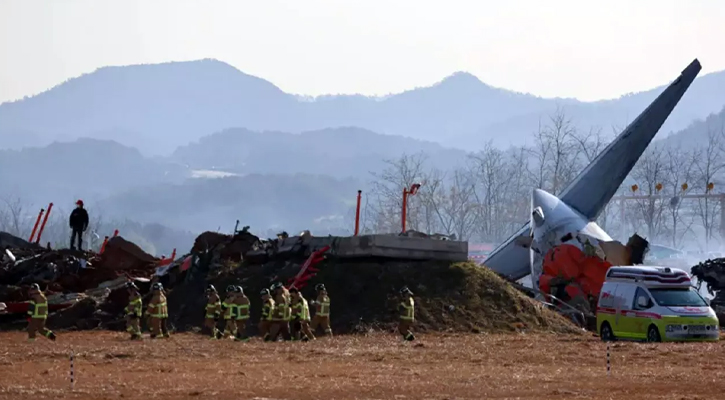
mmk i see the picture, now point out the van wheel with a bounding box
[647,325,662,342]
[600,322,615,342]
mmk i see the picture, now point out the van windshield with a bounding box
[649,288,707,307]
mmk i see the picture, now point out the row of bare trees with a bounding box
[362,109,725,251]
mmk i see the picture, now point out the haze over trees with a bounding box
[1,60,725,255]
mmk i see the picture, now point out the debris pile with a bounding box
[692,258,725,306]
[2,227,579,336]
[0,231,159,330]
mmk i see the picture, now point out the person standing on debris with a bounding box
[398,286,415,341]
[289,287,314,341]
[26,283,56,342]
[219,285,237,339]
[204,284,221,339]
[259,288,274,340]
[267,285,291,341]
[124,282,143,340]
[234,286,250,342]
[146,282,169,339]
[69,200,89,251]
[310,283,332,337]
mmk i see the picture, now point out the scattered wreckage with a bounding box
[692,258,725,318]
[1,225,473,333]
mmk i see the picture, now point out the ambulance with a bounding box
[596,266,719,342]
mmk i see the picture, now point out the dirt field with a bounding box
[1,331,724,400]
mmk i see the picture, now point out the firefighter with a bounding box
[146,282,169,339]
[204,284,221,339]
[271,281,290,304]
[290,287,314,341]
[267,285,291,341]
[124,282,143,340]
[310,283,332,337]
[398,286,415,341]
[69,200,89,251]
[234,286,250,342]
[219,285,237,339]
[26,284,56,342]
[258,288,275,340]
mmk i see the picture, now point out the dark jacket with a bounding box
[69,207,89,231]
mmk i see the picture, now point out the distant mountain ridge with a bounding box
[171,126,467,178]
[1,58,724,155]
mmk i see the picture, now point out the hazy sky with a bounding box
[1,0,724,104]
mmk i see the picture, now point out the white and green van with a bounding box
[597,266,719,342]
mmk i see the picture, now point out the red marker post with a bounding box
[35,203,53,244]
[29,208,45,242]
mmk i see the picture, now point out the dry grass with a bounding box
[1,331,724,399]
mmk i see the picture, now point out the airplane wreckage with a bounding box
[482,59,703,317]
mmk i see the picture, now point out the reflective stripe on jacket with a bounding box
[148,294,169,318]
[316,296,330,317]
[399,297,415,321]
[235,298,250,320]
[28,297,48,319]
[222,301,236,320]
[261,298,275,321]
[292,298,311,321]
[206,300,221,318]
[272,302,287,321]
[125,295,142,316]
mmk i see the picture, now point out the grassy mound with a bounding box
[313,260,580,334]
[169,259,579,335]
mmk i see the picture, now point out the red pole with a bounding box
[28,208,45,242]
[401,188,408,233]
[354,190,362,236]
[170,248,176,262]
[35,203,53,244]
[99,236,109,254]
[113,229,119,237]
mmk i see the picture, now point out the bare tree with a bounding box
[424,168,478,240]
[0,197,34,239]
[469,143,510,242]
[664,147,697,248]
[693,127,725,245]
[531,107,582,194]
[629,146,668,240]
[367,152,430,234]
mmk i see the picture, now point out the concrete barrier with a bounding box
[334,234,468,261]
[248,234,468,262]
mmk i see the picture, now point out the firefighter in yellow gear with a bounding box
[310,283,332,337]
[26,283,56,342]
[218,285,237,339]
[204,284,221,339]
[124,282,143,340]
[398,286,415,341]
[146,282,170,339]
[234,286,250,342]
[289,287,314,341]
[267,282,291,341]
[259,289,274,340]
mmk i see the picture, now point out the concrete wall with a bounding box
[250,234,468,262]
[272,234,469,262]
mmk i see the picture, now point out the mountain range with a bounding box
[2,59,725,155]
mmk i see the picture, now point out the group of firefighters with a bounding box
[25,281,417,343]
[204,282,333,342]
